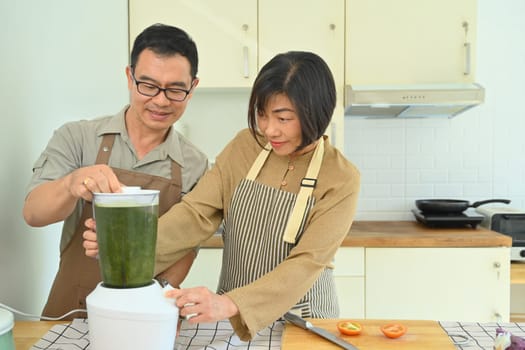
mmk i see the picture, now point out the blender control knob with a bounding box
[520,249,525,258]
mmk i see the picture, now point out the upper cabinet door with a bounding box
[258,0,345,91]
[129,0,257,88]
[346,0,478,85]
[258,0,345,149]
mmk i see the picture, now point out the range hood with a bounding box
[344,83,485,118]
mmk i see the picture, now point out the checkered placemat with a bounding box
[440,321,525,349]
[29,318,283,350]
[176,320,283,350]
[31,319,89,350]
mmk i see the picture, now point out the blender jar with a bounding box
[93,188,160,288]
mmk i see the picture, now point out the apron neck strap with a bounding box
[245,145,271,181]
[283,138,324,243]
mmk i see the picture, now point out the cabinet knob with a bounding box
[493,262,501,268]
[329,23,336,31]
[242,24,249,32]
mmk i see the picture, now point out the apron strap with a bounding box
[95,134,116,164]
[246,146,271,181]
[282,138,324,243]
[245,138,325,243]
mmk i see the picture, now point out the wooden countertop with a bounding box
[15,319,456,350]
[282,319,455,349]
[202,220,512,248]
[13,321,64,350]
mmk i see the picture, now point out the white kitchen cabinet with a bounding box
[128,0,346,149]
[130,0,344,89]
[258,0,344,86]
[365,247,510,322]
[346,0,478,85]
[259,0,345,150]
[511,284,525,321]
[181,248,223,291]
[333,247,366,318]
[129,0,258,88]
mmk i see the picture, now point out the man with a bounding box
[23,23,208,319]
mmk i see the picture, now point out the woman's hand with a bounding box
[165,287,239,323]
[82,217,99,257]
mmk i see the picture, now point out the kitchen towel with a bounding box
[29,318,283,350]
[440,321,525,349]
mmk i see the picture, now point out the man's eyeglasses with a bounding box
[131,71,193,102]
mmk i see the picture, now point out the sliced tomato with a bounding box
[380,323,407,339]
[337,320,363,336]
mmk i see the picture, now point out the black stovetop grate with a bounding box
[412,209,484,229]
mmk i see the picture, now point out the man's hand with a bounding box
[23,164,121,227]
[66,164,122,202]
[82,218,99,257]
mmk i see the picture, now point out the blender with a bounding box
[86,187,178,350]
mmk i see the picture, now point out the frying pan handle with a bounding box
[471,199,511,208]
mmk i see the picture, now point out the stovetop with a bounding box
[412,209,484,229]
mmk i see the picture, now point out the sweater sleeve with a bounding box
[225,158,361,340]
[154,130,253,275]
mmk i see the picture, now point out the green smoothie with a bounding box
[94,203,158,288]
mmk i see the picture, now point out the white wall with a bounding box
[0,1,128,318]
[1,0,524,321]
[344,0,525,220]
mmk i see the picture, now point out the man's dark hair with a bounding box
[130,23,198,79]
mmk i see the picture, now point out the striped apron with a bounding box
[217,139,339,318]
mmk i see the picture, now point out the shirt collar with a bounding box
[97,106,128,137]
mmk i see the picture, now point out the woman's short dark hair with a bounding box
[130,23,199,79]
[248,51,336,150]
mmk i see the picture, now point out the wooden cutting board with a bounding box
[282,319,456,349]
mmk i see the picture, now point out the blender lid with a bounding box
[86,282,177,321]
[93,188,160,206]
[0,309,14,335]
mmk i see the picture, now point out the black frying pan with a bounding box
[415,198,511,214]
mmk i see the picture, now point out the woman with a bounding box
[84,51,360,341]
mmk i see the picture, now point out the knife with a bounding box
[283,312,360,350]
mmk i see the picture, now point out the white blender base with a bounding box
[86,281,178,350]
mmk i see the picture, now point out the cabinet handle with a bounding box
[462,21,471,76]
[242,24,249,78]
[464,42,471,76]
[494,312,502,321]
[243,46,249,78]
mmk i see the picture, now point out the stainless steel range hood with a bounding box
[344,83,485,118]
